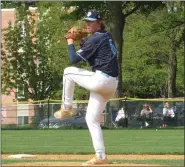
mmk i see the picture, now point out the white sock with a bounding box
[96,152,105,159]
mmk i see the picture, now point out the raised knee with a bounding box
[64,67,78,75]
[64,67,72,75]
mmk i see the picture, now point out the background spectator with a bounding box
[162,102,175,128]
[140,104,153,128]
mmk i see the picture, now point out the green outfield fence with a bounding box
[1,97,184,129]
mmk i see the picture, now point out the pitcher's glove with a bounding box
[65,26,88,41]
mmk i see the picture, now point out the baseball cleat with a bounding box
[54,107,76,119]
[82,155,108,166]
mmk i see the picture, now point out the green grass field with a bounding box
[1,129,184,154]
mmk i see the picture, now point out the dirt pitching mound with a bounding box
[2,154,183,166]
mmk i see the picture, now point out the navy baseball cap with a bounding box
[83,10,102,21]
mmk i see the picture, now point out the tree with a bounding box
[3,3,67,101]
[3,2,90,102]
[164,1,184,97]
[123,6,184,98]
[1,42,9,92]
[123,11,169,97]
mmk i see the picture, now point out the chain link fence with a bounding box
[105,99,184,129]
[1,99,184,129]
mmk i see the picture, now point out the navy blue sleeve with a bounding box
[68,44,82,64]
[76,41,96,61]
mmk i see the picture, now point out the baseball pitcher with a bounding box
[54,10,118,166]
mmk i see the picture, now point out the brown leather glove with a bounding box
[65,26,88,41]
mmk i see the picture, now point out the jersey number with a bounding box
[109,39,116,56]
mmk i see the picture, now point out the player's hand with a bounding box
[67,39,74,45]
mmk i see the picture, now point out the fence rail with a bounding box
[1,98,184,129]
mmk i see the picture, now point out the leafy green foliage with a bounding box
[123,8,184,97]
[3,3,69,100]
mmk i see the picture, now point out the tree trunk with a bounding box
[107,2,125,98]
[168,30,177,98]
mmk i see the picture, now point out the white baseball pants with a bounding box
[62,66,118,154]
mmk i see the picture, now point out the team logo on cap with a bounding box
[87,12,91,17]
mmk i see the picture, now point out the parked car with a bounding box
[38,110,87,129]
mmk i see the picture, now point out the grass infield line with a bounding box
[2,159,184,166]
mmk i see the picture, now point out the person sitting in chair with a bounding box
[140,104,152,128]
[162,102,175,128]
